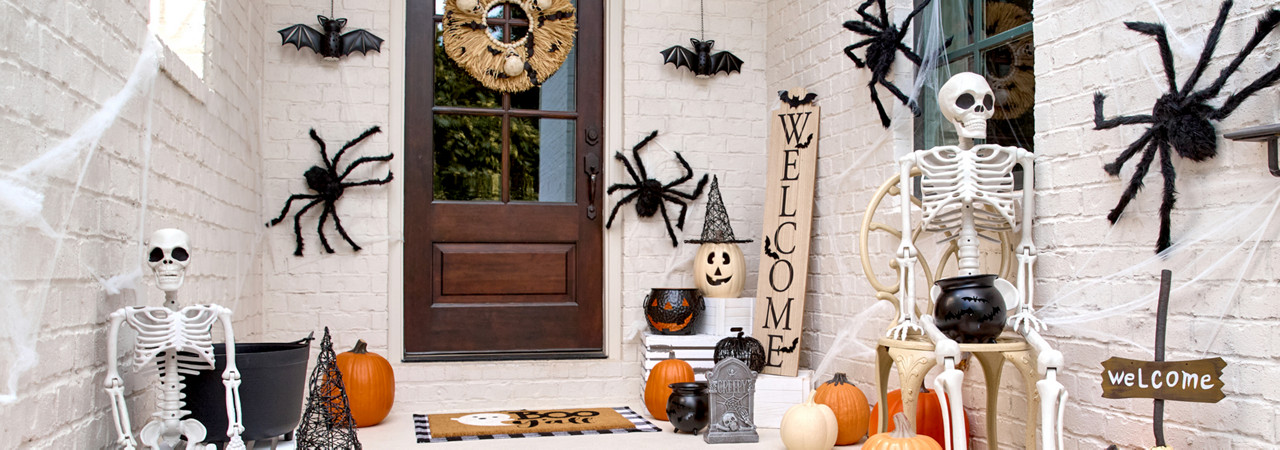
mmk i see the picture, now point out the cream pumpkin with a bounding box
[780,392,838,450]
[694,242,746,297]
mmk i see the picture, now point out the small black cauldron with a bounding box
[933,274,1007,343]
[666,381,710,434]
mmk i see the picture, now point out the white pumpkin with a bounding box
[780,392,839,450]
[694,242,746,297]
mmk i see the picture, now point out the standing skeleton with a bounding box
[105,229,245,450]
[889,73,1067,449]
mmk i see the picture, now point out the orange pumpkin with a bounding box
[335,339,395,427]
[644,358,694,420]
[814,373,870,445]
[863,412,943,450]
[869,387,970,445]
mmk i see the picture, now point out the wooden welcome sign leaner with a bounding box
[753,89,819,377]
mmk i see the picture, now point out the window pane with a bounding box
[916,57,972,150]
[984,1,1032,39]
[510,47,577,112]
[939,0,973,52]
[509,117,576,202]
[434,23,503,109]
[433,115,502,201]
[982,33,1034,150]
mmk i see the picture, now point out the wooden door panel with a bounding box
[428,203,579,242]
[437,243,573,297]
[412,304,598,354]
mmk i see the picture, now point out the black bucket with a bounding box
[182,334,313,442]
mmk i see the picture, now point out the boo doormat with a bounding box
[414,406,659,443]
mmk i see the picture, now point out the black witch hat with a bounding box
[686,176,753,245]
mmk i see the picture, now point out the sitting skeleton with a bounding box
[104,229,245,450]
[888,73,1066,449]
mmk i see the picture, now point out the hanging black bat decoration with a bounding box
[660,38,744,78]
[779,90,818,108]
[279,15,384,59]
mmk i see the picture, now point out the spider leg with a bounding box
[1177,0,1233,97]
[604,190,642,229]
[331,125,383,169]
[290,198,325,256]
[267,194,321,227]
[896,42,923,66]
[1106,139,1160,225]
[341,172,394,188]
[614,151,644,187]
[315,202,336,254]
[1122,21,1179,92]
[655,200,680,247]
[630,130,659,180]
[660,193,691,229]
[664,150,707,191]
[898,0,934,36]
[842,20,882,39]
[1208,10,1280,118]
[328,202,363,252]
[309,129,332,171]
[842,39,873,68]
[867,81,892,128]
[878,76,921,115]
[606,183,640,195]
[1156,140,1178,254]
[1103,127,1156,176]
[340,154,394,181]
[855,0,886,29]
[1092,93,1154,130]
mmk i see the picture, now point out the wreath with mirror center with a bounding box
[442,0,578,93]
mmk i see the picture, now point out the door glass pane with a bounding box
[510,46,577,112]
[983,33,1034,150]
[510,117,576,202]
[434,24,502,109]
[433,115,502,201]
[939,0,974,52]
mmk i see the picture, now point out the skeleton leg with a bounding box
[922,316,965,450]
[105,311,139,450]
[1023,328,1066,450]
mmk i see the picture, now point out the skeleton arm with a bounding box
[888,155,923,339]
[214,305,246,450]
[1008,148,1044,333]
[105,309,138,450]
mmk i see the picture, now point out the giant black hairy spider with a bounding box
[1093,0,1279,253]
[842,0,936,128]
[267,126,394,256]
[605,130,709,247]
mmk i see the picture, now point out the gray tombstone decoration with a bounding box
[704,357,758,443]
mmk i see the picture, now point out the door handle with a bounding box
[584,153,600,220]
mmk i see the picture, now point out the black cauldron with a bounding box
[933,274,1006,343]
[182,335,312,443]
[644,288,704,335]
[666,381,709,434]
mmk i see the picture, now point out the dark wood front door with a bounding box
[403,0,604,361]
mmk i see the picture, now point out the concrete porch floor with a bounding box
[248,407,870,449]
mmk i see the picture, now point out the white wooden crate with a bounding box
[693,296,755,337]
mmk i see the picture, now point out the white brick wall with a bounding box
[0,0,265,447]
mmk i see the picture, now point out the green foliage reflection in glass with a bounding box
[431,30,542,201]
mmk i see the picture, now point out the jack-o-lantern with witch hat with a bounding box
[687,176,753,298]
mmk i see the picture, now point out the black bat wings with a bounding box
[280,15,384,59]
[661,38,744,77]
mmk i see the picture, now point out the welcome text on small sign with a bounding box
[1101,357,1226,402]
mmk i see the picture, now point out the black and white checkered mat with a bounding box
[413,406,660,443]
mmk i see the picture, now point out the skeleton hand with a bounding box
[1007,311,1045,334]
[886,318,922,340]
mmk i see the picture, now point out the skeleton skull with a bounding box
[938,72,996,140]
[147,229,190,292]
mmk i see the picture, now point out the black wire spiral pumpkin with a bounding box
[713,327,766,372]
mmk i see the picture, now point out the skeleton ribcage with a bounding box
[916,145,1020,235]
[123,306,219,375]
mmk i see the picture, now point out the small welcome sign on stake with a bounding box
[753,89,819,377]
[1100,270,1227,447]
